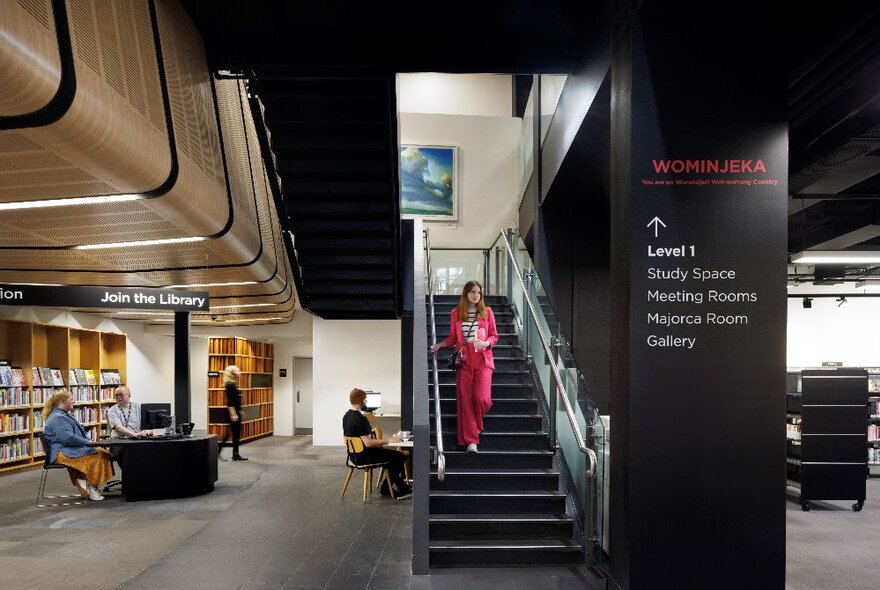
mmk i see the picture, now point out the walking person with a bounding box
[430,280,499,452]
[220,365,248,461]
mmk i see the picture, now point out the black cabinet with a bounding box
[787,369,867,512]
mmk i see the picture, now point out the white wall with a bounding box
[788,297,880,367]
[400,112,521,247]
[311,318,401,446]
[398,73,512,118]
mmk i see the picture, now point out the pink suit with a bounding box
[441,307,500,446]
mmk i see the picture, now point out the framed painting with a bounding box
[399,145,457,221]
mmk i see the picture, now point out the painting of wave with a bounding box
[400,145,456,220]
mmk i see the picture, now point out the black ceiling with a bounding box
[182,1,880,261]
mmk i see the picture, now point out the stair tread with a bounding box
[430,513,573,522]
[430,490,566,497]
[429,539,580,549]
[432,469,558,476]
[440,450,553,455]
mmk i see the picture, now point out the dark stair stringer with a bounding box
[427,295,583,567]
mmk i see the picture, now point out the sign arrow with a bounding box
[647,216,667,238]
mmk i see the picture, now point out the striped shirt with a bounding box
[463,308,478,343]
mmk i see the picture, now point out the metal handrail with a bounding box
[499,231,597,479]
[424,229,446,480]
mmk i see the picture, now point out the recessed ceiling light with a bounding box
[791,251,880,264]
[74,236,206,250]
[0,194,141,211]
[165,281,258,289]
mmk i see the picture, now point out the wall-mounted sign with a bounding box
[279,368,287,377]
[0,284,209,311]
[821,361,844,367]
[208,371,220,378]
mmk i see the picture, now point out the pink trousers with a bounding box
[456,366,493,446]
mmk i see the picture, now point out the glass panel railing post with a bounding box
[521,268,532,356]
[483,250,490,293]
[494,246,501,296]
[505,229,513,304]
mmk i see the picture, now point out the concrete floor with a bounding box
[1,435,876,589]
[0,436,598,590]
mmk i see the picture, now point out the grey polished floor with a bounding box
[0,436,600,590]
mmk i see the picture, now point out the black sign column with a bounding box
[609,4,787,589]
[174,311,191,425]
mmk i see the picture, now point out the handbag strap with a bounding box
[457,319,477,352]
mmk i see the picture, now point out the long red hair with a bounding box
[456,280,487,321]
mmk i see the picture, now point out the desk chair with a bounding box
[36,435,86,507]
[341,436,395,502]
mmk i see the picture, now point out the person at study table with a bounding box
[342,388,411,496]
[429,280,499,453]
[106,386,152,439]
[42,389,113,501]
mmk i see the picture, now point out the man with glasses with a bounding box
[106,386,152,439]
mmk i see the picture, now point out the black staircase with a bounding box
[251,75,401,319]
[428,295,582,567]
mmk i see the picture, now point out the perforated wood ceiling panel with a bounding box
[216,79,258,228]
[0,0,58,115]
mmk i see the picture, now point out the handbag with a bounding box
[445,322,476,372]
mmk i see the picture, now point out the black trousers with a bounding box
[358,448,408,489]
[222,419,242,455]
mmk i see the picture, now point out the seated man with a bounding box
[107,387,152,440]
[343,388,411,496]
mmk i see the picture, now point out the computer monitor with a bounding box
[141,403,172,430]
[364,392,381,412]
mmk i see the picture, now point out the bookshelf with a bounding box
[786,368,867,512]
[207,337,274,444]
[0,319,126,476]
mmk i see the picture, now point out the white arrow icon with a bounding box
[647,216,667,238]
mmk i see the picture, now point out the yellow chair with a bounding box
[341,436,395,502]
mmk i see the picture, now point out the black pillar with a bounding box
[174,311,191,424]
[401,220,415,431]
[609,4,787,589]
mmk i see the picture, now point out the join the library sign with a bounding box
[0,284,209,311]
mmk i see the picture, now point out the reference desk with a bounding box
[90,433,218,501]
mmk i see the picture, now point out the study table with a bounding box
[88,432,218,501]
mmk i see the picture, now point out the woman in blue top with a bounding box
[42,389,113,501]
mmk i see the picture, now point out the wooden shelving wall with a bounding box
[207,337,274,444]
[0,319,126,476]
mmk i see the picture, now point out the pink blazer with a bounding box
[441,307,500,369]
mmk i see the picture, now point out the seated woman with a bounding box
[42,389,113,501]
[343,388,411,496]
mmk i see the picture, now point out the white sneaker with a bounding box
[466,443,478,453]
[87,485,105,501]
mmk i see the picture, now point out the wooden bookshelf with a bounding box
[0,319,126,476]
[207,337,274,444]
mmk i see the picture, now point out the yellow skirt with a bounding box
[56,449,113,490]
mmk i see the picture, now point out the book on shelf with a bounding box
[68,369,78,385]
[84,369,96,386]
[11,368,26,387]
[40,368,53,386]
[100,370,121,385]
[50,369,64,386]
[75,369,88,386]
[0,366,12,387]
[32,367,42,386]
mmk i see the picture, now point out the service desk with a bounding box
[90,432,218,501]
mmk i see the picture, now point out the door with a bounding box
[292,357,313,434]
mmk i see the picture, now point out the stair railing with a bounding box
[499,231,597,478]
[424,228,446,481]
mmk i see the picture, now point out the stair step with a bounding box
[433,432,548,451]
[433,414,543,432]
[430,469,559,491]
[431,369,532,386]
[429,513,574,540]
[436,398,539,414]
[440,450,554,470]
[430,490,567,514]
[428,539,582,567]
